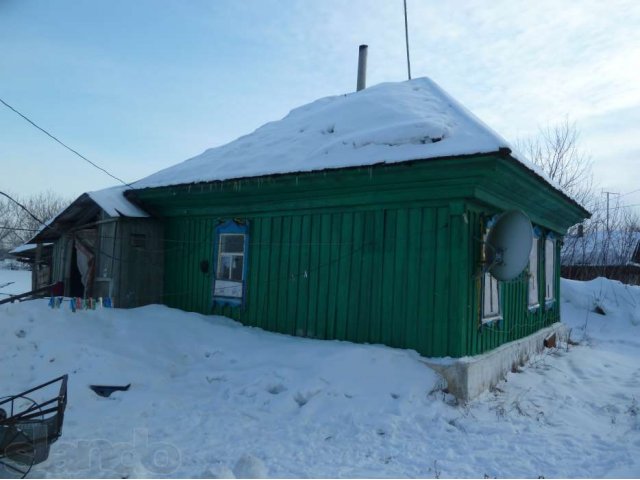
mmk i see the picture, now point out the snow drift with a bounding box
[0,274,639,477]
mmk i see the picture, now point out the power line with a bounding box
[0,97,131,187]
[620,187,640,198]
[0,191,51,232]
[615,202,640,210]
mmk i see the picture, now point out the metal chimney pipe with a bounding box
[356,44,368,91]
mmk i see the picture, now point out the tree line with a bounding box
[0,191,70,260]
[517,119,639,277]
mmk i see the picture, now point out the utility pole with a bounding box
[601,190,619,274]
[403,0,412,80]
[602,190,619,232]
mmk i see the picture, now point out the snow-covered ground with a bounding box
[0,270,639,478]
[0,264,31,297]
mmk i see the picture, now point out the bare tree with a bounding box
[516,118,595,208]
[545,155,640,282]
[516,119,607,273]
[0,190,70,255]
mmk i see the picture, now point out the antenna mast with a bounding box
[403,0,412,80]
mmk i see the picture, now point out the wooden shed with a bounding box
[8,242,54,292]
[27,186,164,308]
[127,78,589,362]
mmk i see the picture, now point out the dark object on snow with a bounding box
[544,333,557,349]
[0,375,68,478]
[89,384,131,398]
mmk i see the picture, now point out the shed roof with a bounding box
[87,185,148,218]
[9,242,54,255]
[29,185,148,242]
[132,77,563,199]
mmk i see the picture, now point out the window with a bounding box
[528,236,540,308]
[482,272,501,322]
[217,234,245,282]
[130,233,146,249]
[213,220,248,305]
[481,216,501,323]
[544,236,555,302]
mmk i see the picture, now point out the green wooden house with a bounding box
[127,78,588,367]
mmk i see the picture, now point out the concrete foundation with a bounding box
[425,322,569,402]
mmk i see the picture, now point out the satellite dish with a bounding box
[485,210,533,281]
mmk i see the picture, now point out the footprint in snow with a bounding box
[266,384,287,395]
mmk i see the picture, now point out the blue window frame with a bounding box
[212,220,249,307]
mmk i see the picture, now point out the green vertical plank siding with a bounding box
[314,214,331,339]
[465,205,561,356]
[334,212,353,340]
[356,211,375,344]
[432,207,450,357]
[297,215,312,337]
[160,200,564,358]
[346,212,364,342]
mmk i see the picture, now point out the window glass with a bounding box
[481,217,501,322]
[221,234,245,254]
[217,255,232,280]
[545,237,555,301]
[482,272,501,320]
[230,256,243,282]
[214,227,247,302]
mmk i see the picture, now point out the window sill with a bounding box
[213,296,242,307]
[528,303,540,312]
[481,315,502,326]
[545,299,556,310]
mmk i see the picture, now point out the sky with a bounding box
[1,0,639,213]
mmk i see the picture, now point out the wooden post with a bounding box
[34,243,43,290]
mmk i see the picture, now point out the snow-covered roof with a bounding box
[133,77,560,195]
[87,185,148,218]
[9,242,54,255]
[28,185,148,243]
